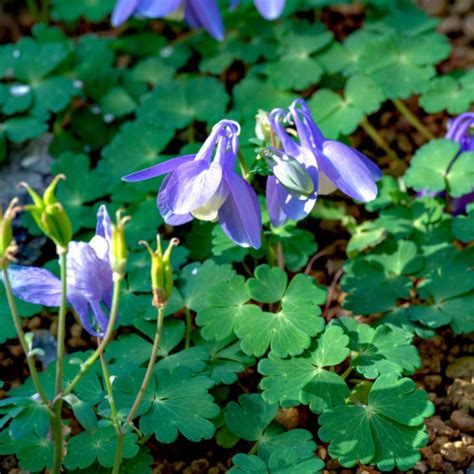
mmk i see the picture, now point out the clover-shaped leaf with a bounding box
[452,207,474,243]
[52,0,115,22]
[420,71,474,114]
[405,139,474,198]
[258,325,350,413]
[64,425,139,470]
[247,265,288,303]
[139,368,219,443]
[334,318,420,379]
[318,374,434,471]
[226,394,278,442]
[137,77,229,130]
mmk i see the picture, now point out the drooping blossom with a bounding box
[5,206,114,337]
[266,98,381,226]
[122,120,262,248]
[230,0,286,20]
[111,0,224,41]
[418,112,474,214]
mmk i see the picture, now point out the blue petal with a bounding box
[254,0,286,19]
[69,294,102,337]
[122,155,195,182]
[186,0,225,41]
[319,140,378,202]
[137,0,181,17]
[266,176,289,227]
[164,160,224,214]
[219,171,262,248]
[111,0,138,26]
[95,205,112,244]
[4,265,62,307]
[157,175,194,225]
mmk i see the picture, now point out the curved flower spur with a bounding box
[265,98,382,227]
[6,205,115,337]
[122,119,262,249]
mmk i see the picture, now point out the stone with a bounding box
[440,440,470,463]
[446,357,474,379]
[451,410,474,433]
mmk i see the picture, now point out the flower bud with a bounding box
[141,236,179,308]
[255,110,274,144]
[0,198,20,269]
[263,148,315,199]
[110,209,130,278]
[20,175,72,254]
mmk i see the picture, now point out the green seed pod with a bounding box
[0,198,19,269]
[20,175,72,254]
[110,209,130,277]
[141,236,179,308]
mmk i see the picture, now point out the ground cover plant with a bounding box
[0,0,473,472]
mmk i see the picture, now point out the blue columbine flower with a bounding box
[112,0,224,40]
[4,206,114,337]
[418,112,474,214]
[122,120,262,249]
[230,0,286,20]
[266,98,381,227]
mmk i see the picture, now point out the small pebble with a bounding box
[451,410,474,433]
[446,357,474,379]
[438,15,463,34]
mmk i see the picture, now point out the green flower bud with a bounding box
[20,175,72,254]
[263,148,315,199]
[255,110,277,146]
[141,236,179,308]
[0,198,20,269]
[110,209,131,277]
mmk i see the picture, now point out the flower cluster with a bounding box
[123,99,381,248]
[112,0,286,39]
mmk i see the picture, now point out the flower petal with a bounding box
[186,0,225,41]
[276,179,317,222]
[95,205,112,244]
[354,150,382,181]
[137,0,181,17]
[219,171,262,248]
[69,294,101,337]
[269,108,300,158]
[319,140,378,202]
[157,175,194,225]
[266,176,288,227]
[111,0,137,27]
[165,160,223,214]
[254,0,286,19]
[90,300,109,333]
[121,155,195,182]
[4,265,61,307]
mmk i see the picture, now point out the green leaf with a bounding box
[139,368,219,443]
[226,394,278,441]
[99,86,137,118]
[64,425,139,470]
[99,120,174,181]
[179,260,235,313]
[64,395,98,431]
[405,139,474,198]
[452,209,474,243]
[51,152,110,231]
[420,71,474,114]
[2,116,48,143]
[130,57,175,86]
[52,0,115,21]
[137,77,229,130]
[318,374,434,471]
[247,265,288,304]
[279,228,317,272]
[258,325,350,413]
[334,318,420,378]
[16,434,54,472]
[31,76,77,117]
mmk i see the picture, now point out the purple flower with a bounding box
[122,120,262,249]
[266,99,381,226]
[230,0,286,20]
[112,0,224,41]
[4,206,114,337]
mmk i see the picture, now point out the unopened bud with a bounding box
[110,209,130,277]
[263,148,315,199]
[20,175,72,254]
[255,110,275,145]
[0,198,20,269]
[141,236,179,308]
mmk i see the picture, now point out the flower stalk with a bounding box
[392,99,434,141]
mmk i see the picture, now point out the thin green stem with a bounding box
[52,251,68,474]
[276,241,285,270]
[40,0,50,22]
[360,117,401,163]
[25,0,40,21]
[126,306,166,424]
[2,266,51,411]
[63,275,123,397]
[392,99,434,141]
[184,307,192,349]
[341,365,353,380]
[100,350,123,474]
